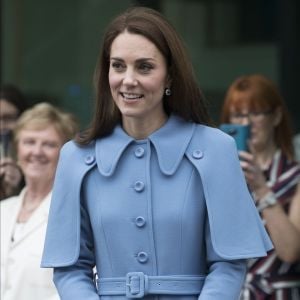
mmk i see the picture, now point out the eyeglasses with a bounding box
[230,110,273,122]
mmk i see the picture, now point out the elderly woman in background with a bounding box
[1,102,78,300]
[0,84,28,200]
[221,74,300,299]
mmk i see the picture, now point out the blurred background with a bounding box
[1,0,299,131]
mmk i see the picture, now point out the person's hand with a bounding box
[238,150,269,198]
[0,157,23,197]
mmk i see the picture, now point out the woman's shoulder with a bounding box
[60,139,96,158]
[193,123,236,145]
[0,192,22,209]
[277,149,300,169]
[184,123,239,160]
[55,140,97,178]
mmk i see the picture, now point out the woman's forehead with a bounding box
[229,92,270,112]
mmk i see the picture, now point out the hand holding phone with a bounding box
[0,130,13,159]
[220,124,250,152]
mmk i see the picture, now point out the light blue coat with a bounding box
[42,115,272,300]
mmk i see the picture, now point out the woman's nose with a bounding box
[240,118,250,126]
[32,144,43,155]
[231,117,250,126]
[122,70,137,86]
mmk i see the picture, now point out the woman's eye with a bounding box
[23,139,35,145]
[44,142,58,148]
[111,61,125,71]
[139,63,153,72]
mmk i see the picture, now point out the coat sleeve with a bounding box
[198,260,246,300]
[53,202,99,300]
[198,221,246,300]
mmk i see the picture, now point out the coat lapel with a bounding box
[10,192,51,248]
[1,190,24,264]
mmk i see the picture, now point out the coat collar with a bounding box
[95,114,196,176]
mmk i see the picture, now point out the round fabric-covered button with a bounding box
[85,155,95,165]
[134,147,145,158]
[192,150,203,159]
[137,251,148,263]
[135,216,146,227]
[134,181,145,192]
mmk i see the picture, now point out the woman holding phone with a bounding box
[221,74,300,299]
[0,84,28,200]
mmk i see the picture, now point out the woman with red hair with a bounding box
[221,74,300,299]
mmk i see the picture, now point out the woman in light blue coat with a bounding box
[42,7,273,300]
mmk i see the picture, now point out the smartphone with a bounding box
[219,124,250,151]
[0,130,12,159]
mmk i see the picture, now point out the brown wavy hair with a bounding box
[77,6,212,145]
[221,74,294,159]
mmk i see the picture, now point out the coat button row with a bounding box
[134,147,145,158]
[137,251,148,263]
[134,181,145,192]
[135,216,146,227]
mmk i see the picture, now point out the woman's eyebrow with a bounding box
[110,57,155,62]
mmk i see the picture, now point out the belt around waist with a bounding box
[97,272,205,298]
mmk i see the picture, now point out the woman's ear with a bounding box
[273,107,282,127]
[166,74,172,87]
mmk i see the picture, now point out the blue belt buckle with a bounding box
[126,272,146,298]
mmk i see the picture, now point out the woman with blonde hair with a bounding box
[1,102,78,300]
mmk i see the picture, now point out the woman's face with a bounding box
[229,106,280,151]
[0,99,19,133]
[109,31,169,123]
[17,125,64,184]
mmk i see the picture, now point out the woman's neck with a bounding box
[253,143,278,170]
[17,181,52,223]
[24,180,52,204]
[122,113,168,140]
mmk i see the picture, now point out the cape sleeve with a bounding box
[41,141,96,267]
[186,125,273,259]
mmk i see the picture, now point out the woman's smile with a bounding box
[120,92,144,101]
